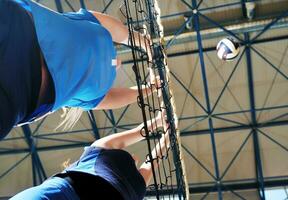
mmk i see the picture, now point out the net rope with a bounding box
[123,0,189,199]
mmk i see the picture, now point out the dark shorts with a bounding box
[59,146,146,200]
[0,0,41,139]
[57,172,124,200]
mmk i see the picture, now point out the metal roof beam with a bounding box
[145,177,288,196]
[63,0,76,12]
[118,7,288,54]
[87,111,100,140]
[22,125,47,186]
[180,120,288,136]
[170,71,207,113]
[191,0,222,198]
[1,119,287,156]
[79,0,86,9]
[122,35,288,65]
[54,0,63,13]
[2,104,287,143]
[102,0,113,13]
[245,33,266,200]
[108,110,118,133]
[251,10,288,42]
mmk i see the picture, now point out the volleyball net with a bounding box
[123,0,189,199]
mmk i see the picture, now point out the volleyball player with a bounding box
[0,0,152,139]
[11,111,169,200]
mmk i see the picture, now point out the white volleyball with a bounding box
[216,38,240,61]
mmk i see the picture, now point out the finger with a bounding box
[149,68,156,84]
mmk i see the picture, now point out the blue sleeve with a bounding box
[70,95,106,111]
[63,9,101,24]
[13,0,31,12]
[14,1,98,24]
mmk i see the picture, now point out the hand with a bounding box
[140,24,152,61]
[149,75,162,96]
[149,74,160,87]
[136,31,152,62]
[142,107,166,135]
[144,34,153,62]
[155,107,167,128]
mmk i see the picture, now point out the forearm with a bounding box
[91,117,158,149]
[90,11,128,44]
[94,86,153,110]
[91,124,143,149]
[89,11,151,59]
[130,30,152,61]
[130,30,149,48]
[139,132,170,186]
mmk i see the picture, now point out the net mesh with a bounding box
[123,0,189,199]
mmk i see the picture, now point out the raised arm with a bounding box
[94,84,156,110]
[138,127,170,186]
[91,111,163,149]
[90,11,152,59]
[90,11,128,44]
[94,74,160,110]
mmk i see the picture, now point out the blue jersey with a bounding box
[10,147,146,200]
[10,177,80,200]
[26,1,117,111]
[61,146,146,200]
[0,0,41,139]
[0,0,117,138]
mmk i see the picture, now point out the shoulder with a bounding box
[83,146,132,162]
[63,9,101,24]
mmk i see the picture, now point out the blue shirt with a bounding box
[11,147,146,200]
[63,146,146,200]
[10,177,80,200]
[27,0,117,111]
[0,0,42,139]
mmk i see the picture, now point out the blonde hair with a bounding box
[61,158,71,170]
[56,107,84,131]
